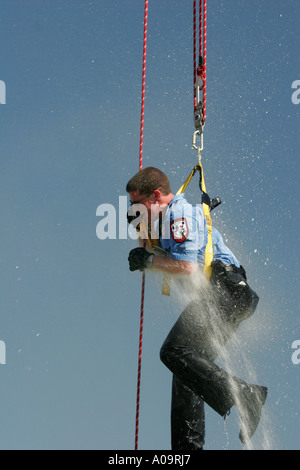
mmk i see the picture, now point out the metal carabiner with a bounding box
[192,130,203,164]
[194,75,204,91]
[193,129,204,151]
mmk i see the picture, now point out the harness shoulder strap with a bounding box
[177,163,221,279]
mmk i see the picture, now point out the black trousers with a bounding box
[160,261,259,450]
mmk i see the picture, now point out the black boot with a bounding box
[161,344,267,438]
[236,383,268,443]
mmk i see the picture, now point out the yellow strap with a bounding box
[176,166,198,195]
[161,275,170,296]
[176,163,213,279]
[138,162,213,295]
[198,162,213,279]
[139,222,171,296]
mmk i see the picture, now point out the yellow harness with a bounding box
[138,152,220,295]
[176,163,215,280]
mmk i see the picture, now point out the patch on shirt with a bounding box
[170,218,189,243]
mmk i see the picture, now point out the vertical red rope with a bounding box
[135,271,145,450]
[202,0,207,124]
[194,0,207,125]
[199,0,203,58]
[135,0,148,451]
[193,0,197,112]
[139,0,148,172]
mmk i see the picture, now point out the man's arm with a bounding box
[128,247,197,276]
[152,255,197,276]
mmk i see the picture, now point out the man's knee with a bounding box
[160,341,172,367]
[235,278,259,313]
[160,341,188,368]
[250,289,259,313]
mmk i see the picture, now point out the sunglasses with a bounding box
[129,194,150,206]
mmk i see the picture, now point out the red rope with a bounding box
[193,0,207,124]
[139,0,148,172]
[135,0,148,451]
[134,0,207,450]
[193,0,197,112]
[135,271,145,450]
[203,0,207,124]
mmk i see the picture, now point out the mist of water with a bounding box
[159,268,275,450]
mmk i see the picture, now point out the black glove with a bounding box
[128,247,154,272]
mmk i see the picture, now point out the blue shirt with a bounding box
[157,194,240,267]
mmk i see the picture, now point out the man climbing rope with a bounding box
[126,166,267,450]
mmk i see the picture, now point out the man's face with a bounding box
[128,190,167,223]
[128,190,151,207]
[128,190,154,224]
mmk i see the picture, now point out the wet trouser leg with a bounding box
[171,376,205,450]
[160,262,259,449]
[160,298,237,420]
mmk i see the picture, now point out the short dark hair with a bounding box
[126,167,171,196]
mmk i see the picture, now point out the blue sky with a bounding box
[0,0,299,450]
